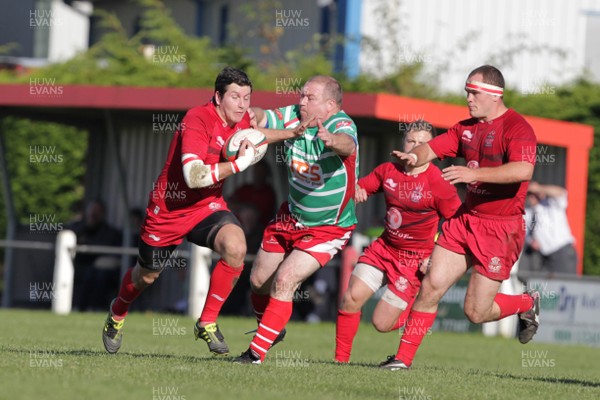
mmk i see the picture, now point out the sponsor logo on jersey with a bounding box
[275,109,284,120]
[484,131,496,147]
[384,178,398,191]
[291,159,324,186]
[216,136,225,147]
[488,257,502,273]
[335,120,352,130]
[386,207,403,230]
[266,235,278,244]
[153,205,160,215]
[461,130,473,142]
[394,276,409,292]
[208,202,222,211]
[149,234,161,242]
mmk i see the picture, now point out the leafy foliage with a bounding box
[0,117,87,228]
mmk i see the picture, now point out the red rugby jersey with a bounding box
[428,109,536,216]
[359,162,461,252]
[148,101,251,214]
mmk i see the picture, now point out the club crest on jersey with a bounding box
[466,160,481,187]
[394,277,409,293]
[484,131,496,147]
[386,207,402,230]
[410,188,423,203]
[488,257,502,273]
[461,130,473,142]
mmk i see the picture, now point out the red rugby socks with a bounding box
[395,310,436,366]
[494,292,534,320]
[251,292,270,323]
[111,268,141,320]
[334,310,361,363]
[199,259,243,324]
[249,298,292,361]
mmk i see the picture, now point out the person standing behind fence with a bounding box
[70,199,122,312]
[102,67,259,356]
[524,181,577,275]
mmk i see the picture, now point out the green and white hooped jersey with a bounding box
[265,105,359,227]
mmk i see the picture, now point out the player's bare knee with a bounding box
[249,270,268,293]
[220,240,246,266]
[140,270,161,287]
[372,317,393,333]
[464,307,486,324]
[340,290,362,313]
[272,274,298,297]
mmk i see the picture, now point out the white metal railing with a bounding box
[0,231,214,316]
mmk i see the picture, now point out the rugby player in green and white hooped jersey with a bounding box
[264,104,358,227]
[234,76,358,364]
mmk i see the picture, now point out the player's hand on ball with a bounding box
[237,138,256,159]
[355,185,368,203]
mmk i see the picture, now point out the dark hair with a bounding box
[468,65,505,89]
[213,67,252,104]
[307,75,343,107]
[402,119,437,138]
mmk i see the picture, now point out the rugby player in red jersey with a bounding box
[386,65,540,370]
[102,67,258,356]
[334,121,461,364]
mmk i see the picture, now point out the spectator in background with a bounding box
[70,199,122,311]
[524,181,577,275]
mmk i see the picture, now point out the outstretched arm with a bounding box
[391,143,438,167]
[441,161,534,185]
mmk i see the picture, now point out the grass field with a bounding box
[1,309,599,400]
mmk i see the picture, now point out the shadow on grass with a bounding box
[1,346,237,364]
[441,365,600,388]
[309,359,600,388]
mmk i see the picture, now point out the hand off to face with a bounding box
[316,119,336,148]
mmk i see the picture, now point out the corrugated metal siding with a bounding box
[361,0,600,92]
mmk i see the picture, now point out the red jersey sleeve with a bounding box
[428,124,462,160]
[504,116,537,165]
[357,163,388,196]
[181,108,211,161]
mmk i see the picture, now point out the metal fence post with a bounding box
[188,245,211,318]
[52,230,77,315]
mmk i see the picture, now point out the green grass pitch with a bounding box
[1,309,599,400]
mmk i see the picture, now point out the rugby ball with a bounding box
[222,128,268,165]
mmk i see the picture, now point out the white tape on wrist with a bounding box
[231,155,252,174]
